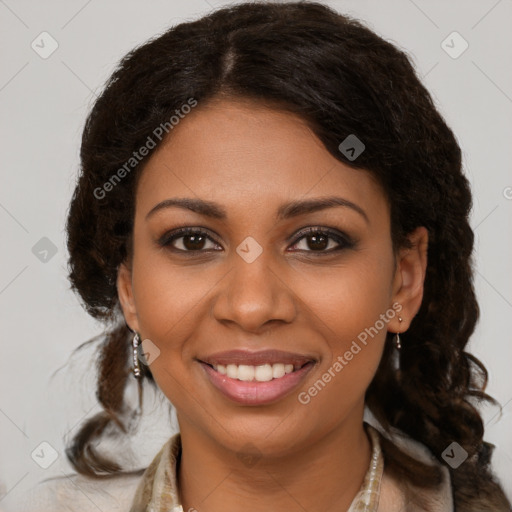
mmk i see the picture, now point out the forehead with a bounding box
[136,99,389,224]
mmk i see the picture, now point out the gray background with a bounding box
[1,0,511,505]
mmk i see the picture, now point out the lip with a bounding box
[198,352,316,406]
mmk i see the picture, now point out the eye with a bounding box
[158,227,220,252]
[288,227,354,254]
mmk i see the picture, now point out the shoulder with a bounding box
[9,471,144,512]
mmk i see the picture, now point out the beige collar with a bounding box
[128,423,453,512]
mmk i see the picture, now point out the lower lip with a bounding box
[200,362,315,406]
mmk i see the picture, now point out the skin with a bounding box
[117,98,428,512]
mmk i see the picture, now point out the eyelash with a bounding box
[157,226,355,256]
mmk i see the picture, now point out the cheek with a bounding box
[294,309,389,430]
[130,255,211,406]
[295,253,393,401]
[294,253,394,343]
[131,254,214,344]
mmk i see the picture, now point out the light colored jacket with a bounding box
[7,424,454,511]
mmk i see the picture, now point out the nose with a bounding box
[212,252,297,333]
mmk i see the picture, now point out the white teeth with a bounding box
[255,364,273,382]
[226,364,238,379]
[212,362,299,382]
[238,364,255,381]
[272,363,285,379]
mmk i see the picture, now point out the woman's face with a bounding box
[118,98,427,457]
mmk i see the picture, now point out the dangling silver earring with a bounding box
[394,316,403,350]
[132,332,142,379]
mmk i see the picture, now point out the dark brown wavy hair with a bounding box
[64,1,510,508]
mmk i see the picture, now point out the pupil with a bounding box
[184,234,205,250]
[308,233,327,250]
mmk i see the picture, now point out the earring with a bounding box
[394,316,403,350]
[132,332,142,379]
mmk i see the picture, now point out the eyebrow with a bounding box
[145,196,369,224]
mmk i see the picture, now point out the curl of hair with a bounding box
[65,2,510,508]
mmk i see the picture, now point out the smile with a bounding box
[197,349,316,405]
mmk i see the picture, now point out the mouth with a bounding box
[197,349,316,405]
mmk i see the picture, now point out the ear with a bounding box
[117,261,140,332]
[388,226,429,333]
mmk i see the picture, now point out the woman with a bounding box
[21,1,511,511]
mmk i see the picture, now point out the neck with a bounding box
[177,409,371,512]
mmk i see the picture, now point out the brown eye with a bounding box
[298,232,331,251]
[180,233,208,251]
[289,227,354,254]
[158,228,220,252]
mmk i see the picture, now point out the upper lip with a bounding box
[198,349,315,367]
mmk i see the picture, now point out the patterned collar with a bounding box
[128,423,384,512]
